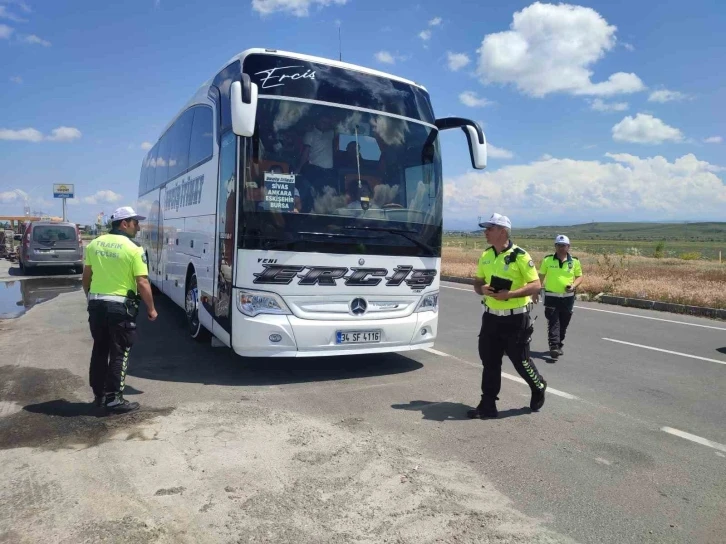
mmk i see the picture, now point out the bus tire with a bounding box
[185,270,211,342]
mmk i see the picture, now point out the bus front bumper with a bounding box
[230,311,438,358]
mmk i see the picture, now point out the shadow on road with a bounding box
[126,294,424,387]
[391,400,531,421]
[717,347,726,355]
[531,350,556,364]
[23,399,105,418]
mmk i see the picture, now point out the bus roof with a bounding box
[157,48,428,141]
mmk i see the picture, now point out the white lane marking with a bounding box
[424,348,579,400]
[661,427,726,453]
[500,373,579,400]
[442,284,726,330]
[603,338,726,366]
[576,305,726,331]
[424,347,450,357]
[440,284,474,292]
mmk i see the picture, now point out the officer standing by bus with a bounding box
[468,213,547,419]
[82,206,157,414]
[533,235,583,360]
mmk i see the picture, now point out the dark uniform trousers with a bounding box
[88,300,137,399]
[478,310,545,401]
[544,295,575,349]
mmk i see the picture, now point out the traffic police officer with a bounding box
[534,234,583,360]
[468,213,547,419]
[82,206,157,414]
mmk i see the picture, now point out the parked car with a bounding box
[18,221,83,274]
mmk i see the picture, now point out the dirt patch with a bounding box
[0,365,173,451]
[1,400,575,543]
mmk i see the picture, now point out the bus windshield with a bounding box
[239,99,443,257]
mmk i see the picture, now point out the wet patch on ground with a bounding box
[0,365,173,451]
[0,277,82,320]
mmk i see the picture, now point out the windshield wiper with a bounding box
[259,230,379,250]
[343,226,436,256]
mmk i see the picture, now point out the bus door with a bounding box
[212,130,238,337]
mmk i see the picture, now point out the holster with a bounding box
[518,313,535,344]
[124,290,141,319]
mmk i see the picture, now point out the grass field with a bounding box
[442,245,726,310]
[444,235,726,261]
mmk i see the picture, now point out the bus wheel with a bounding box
[185,271,210,342]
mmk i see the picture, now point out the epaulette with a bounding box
[572,255,579,260]
[544,253,554,259]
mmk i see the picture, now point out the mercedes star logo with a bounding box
[350,298,368,315]
[358,258,365,265]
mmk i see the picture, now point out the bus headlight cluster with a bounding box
[236,289,291,317]
[415,292,439,313]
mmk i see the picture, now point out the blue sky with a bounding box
[1,0,724,229]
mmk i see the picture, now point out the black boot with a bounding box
[530,380,547,412]
[467,398,498,419]
[549,346,559,359]
[104,394,140,414]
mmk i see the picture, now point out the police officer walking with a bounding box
[534,235,583,360]
[82,206,157,414]
[468,213,547,419]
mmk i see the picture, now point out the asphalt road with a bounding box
[0,261,724,543]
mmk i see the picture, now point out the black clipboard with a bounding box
[489,275,513,292]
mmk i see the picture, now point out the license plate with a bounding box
[336,330,381,344]
[36,249,54,254]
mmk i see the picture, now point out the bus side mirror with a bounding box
[463,125,487,170]
[435,117,487,170]
[231,74,258,138]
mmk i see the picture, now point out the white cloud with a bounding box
[251,0,348,17]
[0,6,26,22]
[488,144,514,159]
[0,126,82,142]
[459,91,492,108]
[9,75,22,84]
[0,127,43,141]
[0,188,28,203]
[623,42,635,51]
[428,17,442,26]
[82,190,123,205]
[612,113,683,144]
[648,89,688,103]
[476,2,646,97]
[374,51,395,64]
[444,152,726,224]
[703,136,722,144]
[446,51,470,71]
[590,98,628,112]
[47,127,82,142]
[141,141,153,150]
[418,29,431,41]
[22,33,50,46]
[0,23,13,38]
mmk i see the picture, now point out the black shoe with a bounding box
[467,400,498,419]
[104,396,140,414]
[530,380,547,411]
[557,347,564,357]
[549,347,559,359]
[93,395,104,407]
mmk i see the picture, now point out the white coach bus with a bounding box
[136,48,486,357]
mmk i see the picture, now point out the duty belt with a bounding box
[88,293,128,303]
[544,291,575,298]
[483,303,532,316]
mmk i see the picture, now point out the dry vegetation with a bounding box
[442,247,726,309]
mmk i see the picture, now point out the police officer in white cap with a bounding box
[82,206,157,414]
[468,213,547,419]
[534,234,583,359]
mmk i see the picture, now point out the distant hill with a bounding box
[448,222,726,242]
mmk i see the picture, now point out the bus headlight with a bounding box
[236,289,291,317]
[415,292,439,313]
